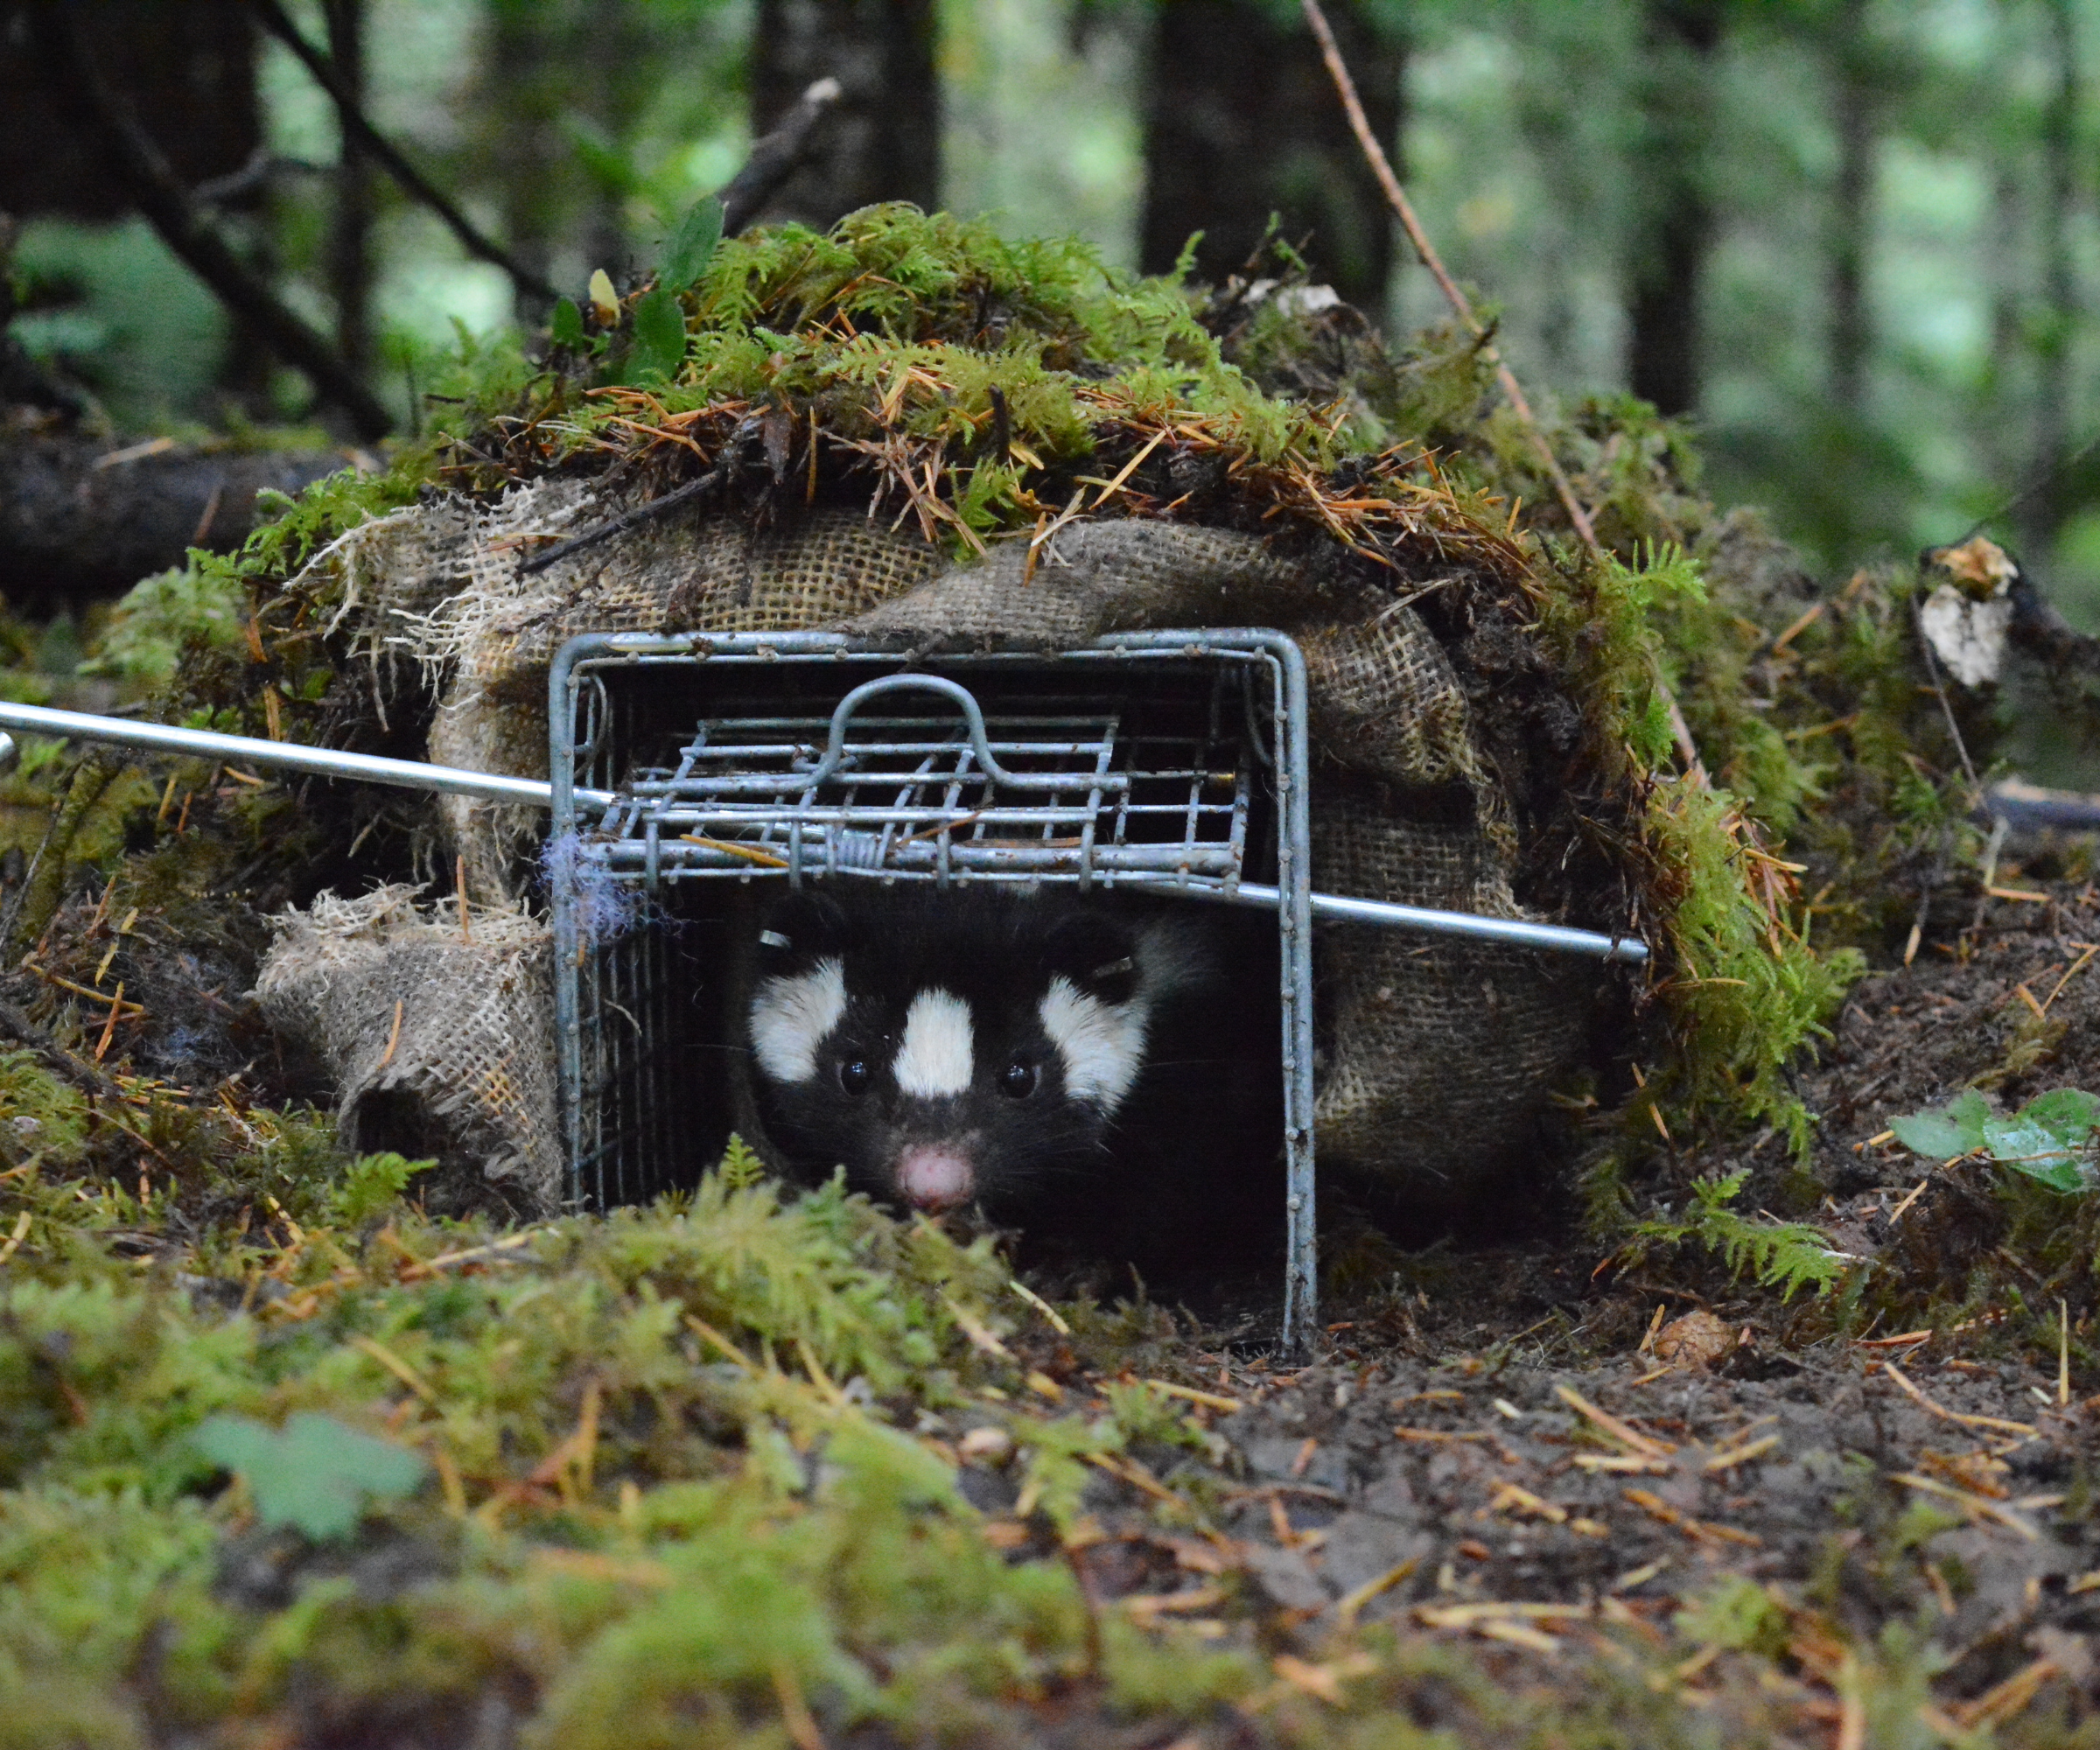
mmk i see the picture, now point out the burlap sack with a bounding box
[252,886,560,1218]
[281,486,1600,1206]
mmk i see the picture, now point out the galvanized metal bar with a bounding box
[578,839,1647,962]
[807,675,1128,792]
[0,697,618,811]
[594,840,1244,874]
[1265,638,1319,1361]
[548,644,590,1209]
[1124,879,1651,964]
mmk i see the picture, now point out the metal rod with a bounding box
[1269,640,1319,1362]
[585,848,1650,964]
[2,695,1646,963]
[0,699,618,811]
[1147,879,1649,963]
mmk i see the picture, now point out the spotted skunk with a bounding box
[743,885,1281,1266]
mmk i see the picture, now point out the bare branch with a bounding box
[1297,0,1599,556]
[25,1,394,441]
[718,78,844,236]
[1298,0,1708,780]
[517,461,733,577]
[246,0,560,306]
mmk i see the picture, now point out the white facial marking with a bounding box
[749,958,847,1084]
[1039,976,1149,1113]
[893,989,975,1098]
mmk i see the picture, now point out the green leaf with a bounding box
[1982,1116,2074,1171]
[550,296,584,348]
[2018,1158,2090,1194]
[193,1412,427,1541]
[628,286,688,383]
[660,195,724,291]
[1888,1089,1992,1160]
[2017,1087,2100,1144]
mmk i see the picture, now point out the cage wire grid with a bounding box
[547,629,1319,1348]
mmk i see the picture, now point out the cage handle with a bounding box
[805,675,1115,792]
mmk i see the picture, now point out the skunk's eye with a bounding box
[837,1060,871,1096]
[999,1060,1040,1100]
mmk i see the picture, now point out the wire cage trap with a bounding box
[547,628,1320,1340]
[0,626,1644,1354]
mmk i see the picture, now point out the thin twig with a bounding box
[1300,0,1707,783]
[28,2,393,439]
[1878,1361,2036,1438]
[375,998,405,1074]
[517,461,732,575]
[1298,0,1597,556]
[246,0,558,304]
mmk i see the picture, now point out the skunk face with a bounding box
[746,887,1186,1216]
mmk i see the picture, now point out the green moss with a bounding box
[77,564,249,690]
[0,1144,1266,1740]
[1647,778,1865,1153]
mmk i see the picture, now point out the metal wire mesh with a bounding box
[584,680,1252,888]
[549,630,1317,1348]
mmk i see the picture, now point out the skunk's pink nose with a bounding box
[894,1145,975,1212]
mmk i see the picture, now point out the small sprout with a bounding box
[1628,1170,1847,1299]
[1675,1574,1790,1658]
[718,1133,767,1189]
[330,1151,433,1225]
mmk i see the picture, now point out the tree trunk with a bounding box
[1625,0,1721,417]
[747,0,941,230]
[1138,0,1399,311]
[323,0,374,374]
[1827,0,1873,417]
[484,1,563,315]
[2026,0,2078,552]
[0,0,258,219]
[1987,160,2023,486]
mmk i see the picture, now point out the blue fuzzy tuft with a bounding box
[541,832,644,945]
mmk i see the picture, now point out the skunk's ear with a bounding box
[1042,906,1141,1004]
[757,889,849,963]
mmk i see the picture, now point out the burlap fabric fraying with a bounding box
[253,886,560,1219]
[273,486,1600,1207]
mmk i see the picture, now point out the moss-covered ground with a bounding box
[0,1046,2092,1747]
[1,206,2096,1744]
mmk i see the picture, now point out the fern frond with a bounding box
[1630,1171,1849,1300]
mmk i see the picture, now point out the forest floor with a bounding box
[929,855,2100,1746]
[4,834,2097,1747]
